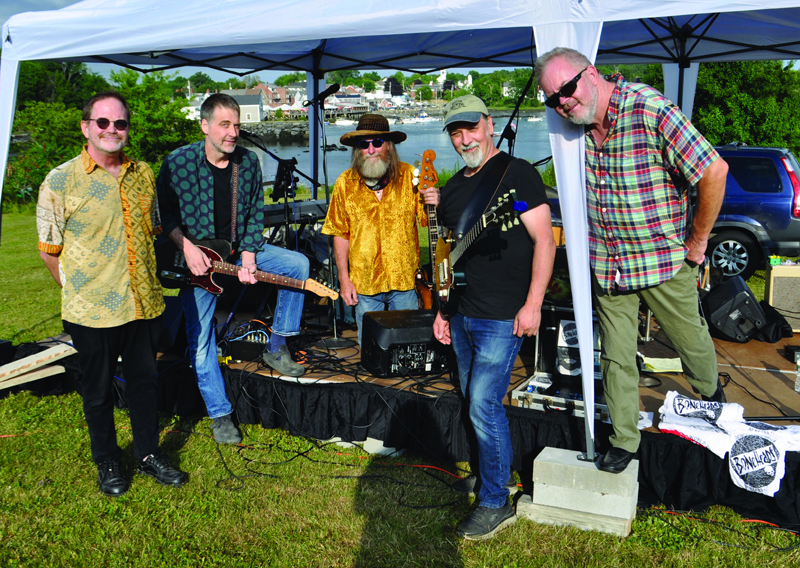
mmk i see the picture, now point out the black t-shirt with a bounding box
[208,160,233,241]
[438,152,549,320]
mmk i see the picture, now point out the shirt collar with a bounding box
[80,145,133,173]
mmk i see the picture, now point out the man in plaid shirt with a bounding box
[536,48,729,474]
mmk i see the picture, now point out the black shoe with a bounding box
[599,447,635,474]
[97,460,129,497]
[702,380,727,403]
[137,454,188,487]
[456,502,516,540]
[262,345,305,377]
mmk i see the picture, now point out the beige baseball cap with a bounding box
[442,95,489,130]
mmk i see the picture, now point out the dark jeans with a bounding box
[65,317,162,464]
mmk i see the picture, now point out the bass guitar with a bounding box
[155,238,339,300]
[414,149,439,310]
[434,190,525,314]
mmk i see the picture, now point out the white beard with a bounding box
[460,143,484,169]
[357,154,390,179]
[565,86,599,126]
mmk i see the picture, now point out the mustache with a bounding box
[460,142,479,153]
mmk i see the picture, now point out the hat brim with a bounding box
[340,130,407,147]
[443,111,484,130]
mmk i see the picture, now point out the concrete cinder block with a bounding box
[517,447,638,537]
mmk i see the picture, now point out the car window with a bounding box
[724,156,783,194]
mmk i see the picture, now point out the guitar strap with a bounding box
[452,152,513,240]
[229,161,240,255]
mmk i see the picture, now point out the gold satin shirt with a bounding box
[322,162,427,296]
[37,147,164,327]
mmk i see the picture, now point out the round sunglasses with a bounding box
[356,138,385,149]
[87,118,130,130]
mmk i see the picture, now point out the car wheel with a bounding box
[708,231,761,281]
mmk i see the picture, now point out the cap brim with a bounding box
[443,111,483,130]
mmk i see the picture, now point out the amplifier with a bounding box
[702,276,766,342]
[765,264,800,332]
[361,310,449,378]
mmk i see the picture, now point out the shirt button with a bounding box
[601,208,607,213]
[600,180,605,185]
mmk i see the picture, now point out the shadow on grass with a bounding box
[353,454,467,568]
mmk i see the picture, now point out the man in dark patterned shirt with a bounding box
[536,48,728,473]
[157,94,309,444]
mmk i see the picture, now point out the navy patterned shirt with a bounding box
[156,140,265,254]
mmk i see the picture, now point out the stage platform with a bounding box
[214,309,800,528]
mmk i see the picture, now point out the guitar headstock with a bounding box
[485,190,527,231]
[420,149,438,190]
[305,278,340,301]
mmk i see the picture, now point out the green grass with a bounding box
[3,211,800,567]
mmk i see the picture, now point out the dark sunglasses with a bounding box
[356,138,385,149]
[88,118,129,130]
[544,67,589,109]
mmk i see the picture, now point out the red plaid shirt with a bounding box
[586,76,719,293]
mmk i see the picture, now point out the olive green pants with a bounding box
[593,261,719,453]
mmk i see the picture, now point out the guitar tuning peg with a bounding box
[513,218,520,226]
[501,222,508,232]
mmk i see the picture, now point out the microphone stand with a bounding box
[304,90,356,350]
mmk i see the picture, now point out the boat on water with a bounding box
[526,116,544,122]
[333,119,355,126]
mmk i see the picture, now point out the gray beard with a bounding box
[357,155,389,179]
[460,143,484,169]
[565,87,599,126]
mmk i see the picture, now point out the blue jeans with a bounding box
[355,289,418,346]
[450,314,522,509]
[182,244,309,418]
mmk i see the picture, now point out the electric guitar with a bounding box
[155,238,339,300]
[414,149,439,310]
[434,190,526,314]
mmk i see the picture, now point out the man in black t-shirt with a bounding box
[434,95,556,540]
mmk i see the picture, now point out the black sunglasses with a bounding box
[544,67,589,109]
[88,118,129,130]
[356,138,385,149]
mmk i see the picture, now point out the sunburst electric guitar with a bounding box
[414,149,439,310]
[155,238,339,300]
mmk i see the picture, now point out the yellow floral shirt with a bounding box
[322,162,427,296]
[37,147,164,327]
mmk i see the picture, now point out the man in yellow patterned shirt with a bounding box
[322,114,439,346]
[37,91,187,497]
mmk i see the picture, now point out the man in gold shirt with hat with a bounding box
[322,114,439,346]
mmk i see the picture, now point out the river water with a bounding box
[243,112,553,189]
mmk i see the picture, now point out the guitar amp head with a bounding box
[361,310,450,378]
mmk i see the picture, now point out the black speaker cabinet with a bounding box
[361,310,449,378]
[703,276,766,342]
[765,264,800,332]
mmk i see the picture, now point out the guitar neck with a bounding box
[211,261,305,291]
[427,203,438,264]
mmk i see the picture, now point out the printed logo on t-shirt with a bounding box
[671,396,723,422]
[729,435,780,490]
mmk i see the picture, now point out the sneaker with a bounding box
[211,414,243,445]
[262,345,305,377]
[97,460,129,497]
[456,502,516,540]
[137,454,188,487]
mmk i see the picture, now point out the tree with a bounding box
[5,102,85,206]
[363,71,382,82]
[15,60,110,111]
[244,74,264,88]
[275,72,305,86]
[693,61,800,155]
[417,86,433,101]
[362,79,376,93]
[327,70,361,86]
[110,69,203,166]
[187,72,217,94]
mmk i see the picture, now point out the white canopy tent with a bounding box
[4,0,800,456]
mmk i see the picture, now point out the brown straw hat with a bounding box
[339,114,407,147]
